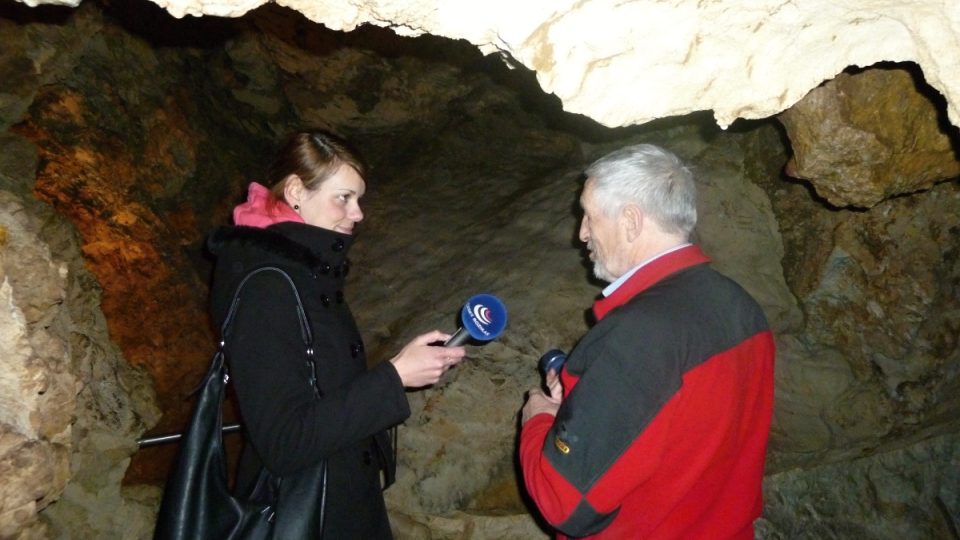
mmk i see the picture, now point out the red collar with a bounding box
[592,245,710,320]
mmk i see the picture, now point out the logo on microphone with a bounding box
[472,304,493,326]
[462,294,507,340]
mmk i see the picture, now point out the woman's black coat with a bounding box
[207,222,410,539]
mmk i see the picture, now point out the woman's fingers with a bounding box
[412,329,451,345]
[391,332,467,388]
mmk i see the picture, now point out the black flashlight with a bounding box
[538,349,567,377]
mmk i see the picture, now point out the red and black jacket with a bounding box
[520,245,775,539]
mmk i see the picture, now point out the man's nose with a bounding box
[578,220,589,243]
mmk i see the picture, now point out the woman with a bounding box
[206,130,466,538]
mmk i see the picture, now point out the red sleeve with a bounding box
[519,396,674,532]
[518,337,678,537]
[519,413,582,525]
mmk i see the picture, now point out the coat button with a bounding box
[332,239,345,252]
[319,263,332,275]
[363,450,373,465]
[350,343,361,357]
[320,294,330,307]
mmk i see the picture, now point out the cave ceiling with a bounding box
[18,0,960,132]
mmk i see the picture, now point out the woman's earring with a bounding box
[294,204,300,210]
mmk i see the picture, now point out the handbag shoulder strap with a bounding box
[220,266,312,345]
[218,266,321,394]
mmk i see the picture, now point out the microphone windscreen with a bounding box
[459,293,507,342]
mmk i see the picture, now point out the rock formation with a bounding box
[1,1,958,538]
[780,65,960,208]
[21,0,958,133]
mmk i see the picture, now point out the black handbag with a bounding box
[154,266,328,539]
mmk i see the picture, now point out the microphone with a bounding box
[444,293,508,347]
[538,349,568,376]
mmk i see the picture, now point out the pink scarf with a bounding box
[232,182,305,228]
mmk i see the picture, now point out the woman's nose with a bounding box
[350,204,364,223]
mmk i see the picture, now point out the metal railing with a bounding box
[136,423,241,448]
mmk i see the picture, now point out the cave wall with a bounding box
[0,158,161,535]
[0,1,295,535]
[1,1,959,539]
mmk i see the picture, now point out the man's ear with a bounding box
[282,174,303,206]
[622,204,643,242]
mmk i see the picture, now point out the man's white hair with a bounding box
[585,144,697,237]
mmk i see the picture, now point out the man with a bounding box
[519,144,775,539]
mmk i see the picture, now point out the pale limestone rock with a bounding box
[11,0,79,6]
[139,0,261,17]
[15,0,960,129]
[340,1,960,130]
[0,192,76,537]
[0,187,161,538]
[112,0,960,131]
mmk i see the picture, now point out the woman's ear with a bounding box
[282,174,303,207]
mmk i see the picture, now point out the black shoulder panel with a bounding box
[558,499,619,538]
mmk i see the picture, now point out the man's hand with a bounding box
[521,369,563,425]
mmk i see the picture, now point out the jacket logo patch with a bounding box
[554,436,571,454]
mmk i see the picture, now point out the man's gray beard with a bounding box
[592,261,615,283]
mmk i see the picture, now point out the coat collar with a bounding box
[207,222,354,272]
[592,244,710,320]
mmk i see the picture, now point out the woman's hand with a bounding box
[389,330,466,388]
